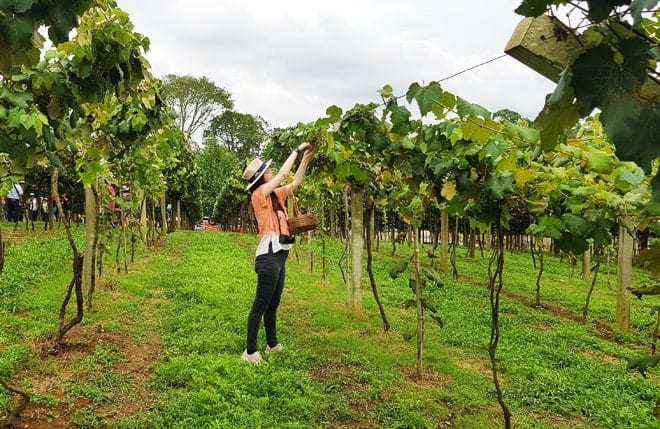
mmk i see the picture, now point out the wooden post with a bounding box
[350,185,364,313]
[412,225,424,378]
[160,194,168,234]
[176,199,182,231]
[440,210,449,272]
[343,187,352,309]
[616,223,633,334]
[139,190,147,245]
[581,248,591,280]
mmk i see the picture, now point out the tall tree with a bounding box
[161,74,233,143]
[493,108,524,123]
[194,141,242,221]
[204,110,269,159]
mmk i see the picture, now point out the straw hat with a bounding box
[243,158,272,190]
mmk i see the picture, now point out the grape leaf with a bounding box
[485,171,513,200]
[379,84,393,98]
[406,82,422,104]
[562,213,592,237]
[0,86,33,107]
[441,180,457,201]
[389,105,411,136]
[611,162,645,193]
[46,2,78,43]
[5,0,38,14]
[646,202,660,215]
[526,223,546,236]
[512,168,537,186]
[441,91,456,111]
[583,148,615,174]
[538,215,564,240]
[503,122,540,143]
[413,81,443,117]
[0,14,35,50]
[630,0,659,25]
[514,0,553,17]
[571,39,650,116]
[606,102,660,173]
[534,75,581,151]
[586,0,631,22]
[325,105,342,121]
[427,157,454,177]
[482,138,507,161]
[456,97,490,120]
[556,234,590,254]
[462,118,495,145]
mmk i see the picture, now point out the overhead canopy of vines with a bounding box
[513,0,659,205]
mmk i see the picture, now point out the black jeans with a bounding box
[7,198,20,222]
[246,248,288,354]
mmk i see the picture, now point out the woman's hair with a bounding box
[247,176,266,193]
[270,192,285,214]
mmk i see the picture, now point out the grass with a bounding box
[0,225,659,428]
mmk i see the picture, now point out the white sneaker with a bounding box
[241,349,263,364]
[265,343,284,353]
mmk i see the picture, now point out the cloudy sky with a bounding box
[120,1,556,134]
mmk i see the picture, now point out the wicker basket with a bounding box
[288,213,318,235]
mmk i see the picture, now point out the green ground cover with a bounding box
[1,227,659,428]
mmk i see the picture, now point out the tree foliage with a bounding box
[160,74,233,142]
[493,108,526,123]
[194,141,242,219]
[204,110,269,160]
[0,0,192,348]
[0,0,95,75]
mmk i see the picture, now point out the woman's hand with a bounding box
[296,142,313,153]
[302,144,316,160]
[290,144,316,191]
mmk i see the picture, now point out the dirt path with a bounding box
[11,288,164,428]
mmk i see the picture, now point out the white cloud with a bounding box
[120,0,556,136]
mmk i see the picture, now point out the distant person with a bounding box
[51,199,58,225]
[26,193,38,230]
[106,184,116,210]
[41,197,49,230]
[6,181,23,224]
[240,142,315,364]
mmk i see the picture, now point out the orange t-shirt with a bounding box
[251,185,291,240]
